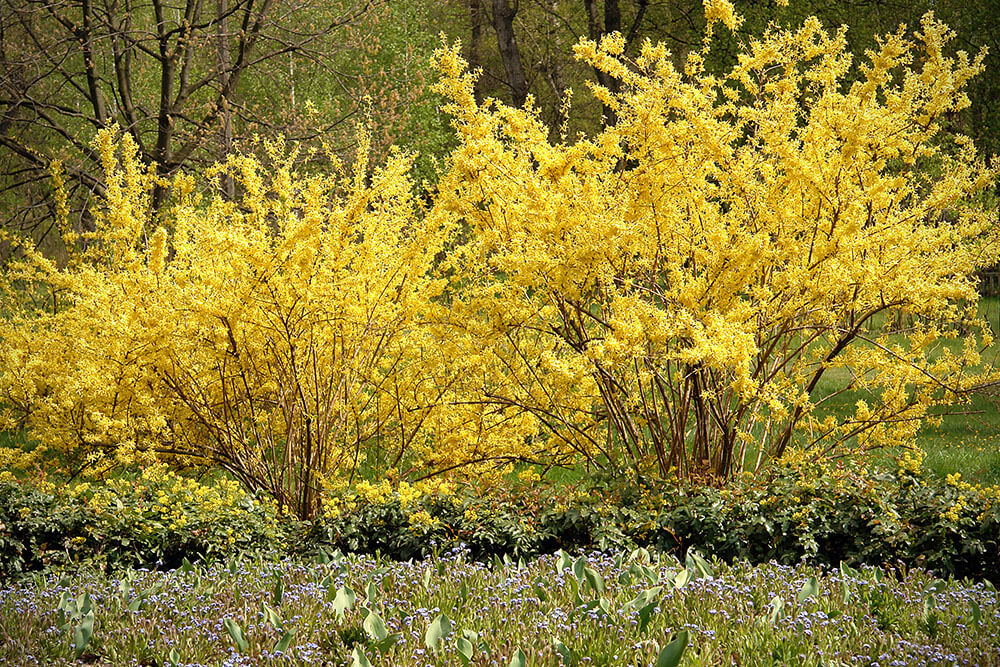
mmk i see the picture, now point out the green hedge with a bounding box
[305,464,1000,580]
[0,467,282,579]
[2,461,997,580]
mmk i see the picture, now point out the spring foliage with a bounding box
[1,6,999,517]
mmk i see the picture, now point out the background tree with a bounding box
[434,0,1000,156]
[0,0,453,252]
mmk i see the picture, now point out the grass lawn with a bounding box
[802,297,1000,485]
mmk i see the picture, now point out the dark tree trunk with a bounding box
[492,0,529,108]
[583,0,649,126]
[468,0,485,103]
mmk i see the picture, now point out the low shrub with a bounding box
[642,460,1000,580]
[299,475,632,561]
[0,465,283,579]
[4,457,998,581]
[306,460,1000,580]
[0,479,90,577]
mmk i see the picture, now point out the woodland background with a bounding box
[3,0,1000,248]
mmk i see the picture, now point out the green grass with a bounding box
[918,391,1000,483]
[803,297,1000,485]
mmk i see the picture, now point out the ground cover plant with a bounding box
[0,464,282,579]
[1,549,997,666]
[3,457,999,581]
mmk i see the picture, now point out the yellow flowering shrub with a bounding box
[429,9,1000,481]
[0,129,456,519]
[1,6,998,507]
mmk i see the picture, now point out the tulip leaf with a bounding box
[425,613,452,651]
[223,617,249,653]
[656,629,689,667]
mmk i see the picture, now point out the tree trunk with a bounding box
[216,0,235,199]
[492,0,529,108]
[468,0,485,103]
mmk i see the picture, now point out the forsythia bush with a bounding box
[1,4,999,516]
[0,132,455,518]
[431,8,1000,479]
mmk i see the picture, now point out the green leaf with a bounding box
[223,618,249,653]
[456,636,474,664]
[509,647,527,667]
[262,602,282,630]
[72,610,94,658]
[767,596,785,626]
[363,609,388,641]
[922,594,936,623]
[180,557,195,573]
[274,629,295,653]
[630,547,652,564]
[167,647,181,666]
[374,634,401,653]
[840,565,852,603]
[333,586,356,621]
[631,563,658,585]
[685,550,713,579]
[923,579,947,596]
[422,567,433,590]
[656,630,689,667]
[623,591,646,612]
[970,599,982,626]
[572,556,587,582]
[583,567,605,595]
[273,577,284,606]
[351,646,372,667]
[638,601,657,634]
[57,590,73,614]
[673,568,690,589]
[553,637,574,665]
[460,580,470,603]
[424,613,452,651]
[797,577,819,602]
[556,550,573,573]
[366,581,380,605]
